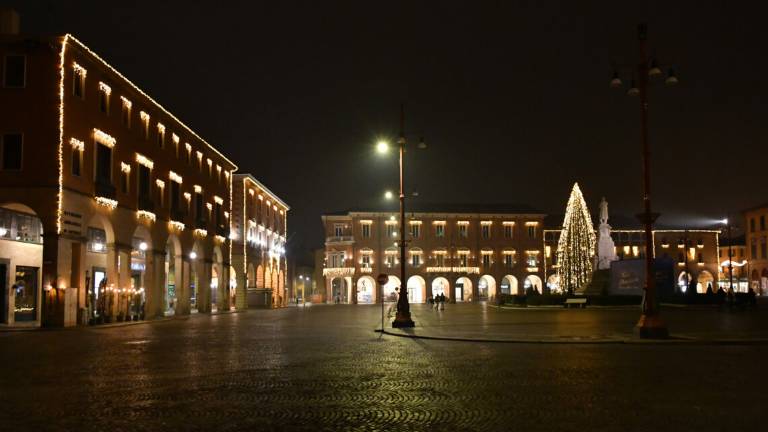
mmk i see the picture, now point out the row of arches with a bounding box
[330,274,545,304]
[245,263,284,291]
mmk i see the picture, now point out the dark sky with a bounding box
[7,1,767,255]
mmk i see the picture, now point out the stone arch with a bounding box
[383,275,400,302]
[478,274,497,301]
[264,266,272,289]
[331,277,348,303]
[501,275,519,295]
[696,270,714,294]
[356,275,376,304]
[431,277,450,298]
[406,275,426,303]
[546,274,561,294]
[456,276,472,302]
[256,264,264,288]
[247,263,256,288]
[677,271,692,293]
[0,203,44,325]
[524,275,543,294]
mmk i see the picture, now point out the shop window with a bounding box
[3,55,25,88]
[0,207,42,243]
[1,133,22,170]
[87,227,107,253]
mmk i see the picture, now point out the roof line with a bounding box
[64,34,238,171]
[237,173,289,210]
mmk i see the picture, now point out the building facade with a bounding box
[0,32,247,326]
[321,206,547,304]
[543,228,721,294]
[718,234,748,292]
[231,174,288,309]
[744,204,768,294]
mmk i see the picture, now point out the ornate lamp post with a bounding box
[610,24,678,338]
[376,105,425,328]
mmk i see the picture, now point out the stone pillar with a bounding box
[149,250,166,319]
[176,258,190,315]
[236,263,247,310]
[117,246,131,319]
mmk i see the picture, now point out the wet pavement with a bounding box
[1,304,767,431]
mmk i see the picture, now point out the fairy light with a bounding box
[135,153,154,169]
[194,228,208,237]
[206,203,213,211]
[95,197,118,209]
[93,128,116,147]
[56,35,70,234]
[98,81,112,95]
[168,220,185,231]
[169,171,183,183]
[155,179,165,188]
[72,62,87,76]
[120,162,131,173]
[136,210,156,222]
[69,138,84,151]
[157,122,165,134]
[183,192,191,201]
[120,96,132,109]
[214,195,224,204]
[556,183,596,293]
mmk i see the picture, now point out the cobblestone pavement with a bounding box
[1,304,767,431]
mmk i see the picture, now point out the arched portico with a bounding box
[431,277,450,298]
[407,275,426,304]
[383,275,400,302]
[478,275,497,301]
[501,275,518,295]
[356,276,376,304]
[546,274,561,294]
[455,277,472,302]
[524,275,543,294]
[697,270,714,293]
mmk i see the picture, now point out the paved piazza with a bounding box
[2,304,767,431]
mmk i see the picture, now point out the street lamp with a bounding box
[611,24,678,339]
[376,104,425,328]
[722,218,735,295]
[384,190,394,200]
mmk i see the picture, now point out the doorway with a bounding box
[13,266,38,322]
[0,263,7,323]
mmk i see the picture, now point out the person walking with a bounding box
[439,293,445,310]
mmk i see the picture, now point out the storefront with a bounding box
[0,205,44,327]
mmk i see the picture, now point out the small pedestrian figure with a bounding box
[439,293,445,310]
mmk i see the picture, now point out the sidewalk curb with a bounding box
[375,329,768,345]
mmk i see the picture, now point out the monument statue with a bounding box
[597,197,618,270]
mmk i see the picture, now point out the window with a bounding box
[137,165,151,204]
[362,255,371,268]
[334,224,343,237]
[1,134,22,170]
[459,254,468,267]
[527,225,536,239]
[71,146,82,176]
[140,112,150,139]
[504,225,513,239]
[527,254,538,267]
[95,143,112,184]
[386,254,395,267]
[458,224,468,238]
[436,255,445,267]
[410,223,420,239]
[329,253,343,268]
[98,83,111,114]
[751,239,757,259]
[504,254,515,268]
[72,65,86,98]
[256,199,262,223]
[762,238,767,259]
[185,143,192,165]
[170,181,180,211]
[361,223,371,238]
[435,224,445,237]
[751,218,756,232]
[386,224,396,238]
[481,224,490,239]
[87,227,107,253]
[411,254,421,267]
[194,192,204,221]
[3,55,25,88]
[761,216,766,231]
[157,124,165,148]
[482,254,491,267]
[120,169,129,193]
[121,97,131,127]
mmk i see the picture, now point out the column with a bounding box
[149,250,166,319]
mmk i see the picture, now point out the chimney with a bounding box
[0,8,20,35]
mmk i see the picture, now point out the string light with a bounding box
[120,96,132,109]
[69,138,84,151]
[93,128,116,147]
[95,197,118,209]
[169,171,183,183]
[136,210,156,222]
[57,36,71,234]
[98,81,112,95]
[168,220,185,231]
[556,183,596,294]
[120,162,131,173]
[135,153,154,169]
[194,228,208,237]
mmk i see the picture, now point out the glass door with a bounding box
[13,266,38,322]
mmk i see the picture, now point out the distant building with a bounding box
[543,215,721,294]
[718,234,748,292]
[744,203,768,294]
[321,204,547,304]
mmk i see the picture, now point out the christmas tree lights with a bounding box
[556,183,596,294]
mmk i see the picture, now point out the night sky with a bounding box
[7,1,767,257]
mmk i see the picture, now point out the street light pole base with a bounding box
[635,314,668,339]
[392,312,415,328]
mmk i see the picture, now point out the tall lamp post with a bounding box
[376,105,424,328]
[723,218,735,293]
[610,24,678,338]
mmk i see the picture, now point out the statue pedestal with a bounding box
[597,223,617,270]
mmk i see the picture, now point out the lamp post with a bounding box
[724,218,734,294]
[611,24,678,338]
[376,105,424,328]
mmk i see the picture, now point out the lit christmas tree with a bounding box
[557,183,596,294]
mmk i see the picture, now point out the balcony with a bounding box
[323,267,356,278]
[325,236,354,245]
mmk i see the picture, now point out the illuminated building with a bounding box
[0,26,237,326]
[717,234,748,292]
[230,174,289,309]
[744,203,768,294]
[320,204,546,304]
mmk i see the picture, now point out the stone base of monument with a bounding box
[578,269,610,296]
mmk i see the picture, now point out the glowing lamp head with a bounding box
[626,81,640,96]
[384,191,394,200]
[665,68,678,86]
[722,218,729,225]
[648,60,662,77]
[376,140,389,154]
[139,241,148,251]
[189,251,197,260]
[609,71,623,88]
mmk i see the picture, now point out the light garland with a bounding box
[98,81,112,95]
[72,62,87,76]
[183,192,191,201]
[194,228,208,237]
[95,197,118,209]
[157,122,165,134]
[168,220,185,231]
[155,179,165,188]
[169,171,183,183]
[556,183,596,294]
[214,195,223,204]
[137,210,156,222]
[120,96,132,109]
[135,153,154,169]
[56,36,69,234]
[206,202,213,211]
[69,137,84,151]
[93,128,116,147]
[120,162,131,173]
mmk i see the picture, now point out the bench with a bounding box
[564,298,587,308]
